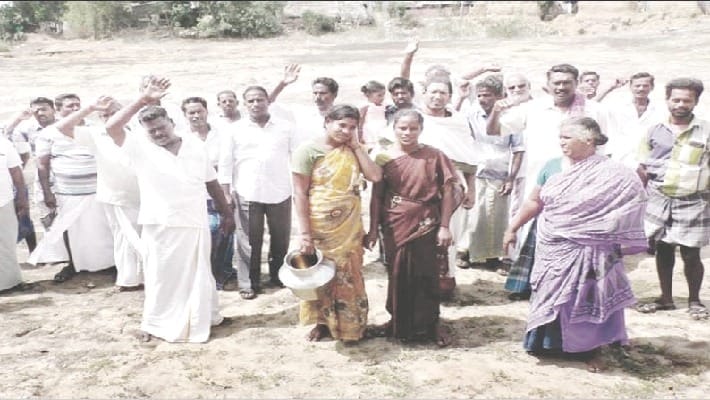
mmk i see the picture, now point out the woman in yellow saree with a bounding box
[291,104,383,343]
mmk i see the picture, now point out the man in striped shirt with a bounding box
[30,94,115,282]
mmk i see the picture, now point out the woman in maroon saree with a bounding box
[365,109,462,346]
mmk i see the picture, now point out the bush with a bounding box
[183,1,284,38]
[301,11,336,35]
[0,1,65,41]
[63,1,135,39]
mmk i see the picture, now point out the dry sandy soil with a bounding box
[2,2,710,399]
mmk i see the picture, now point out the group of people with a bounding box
[1,41,708,373]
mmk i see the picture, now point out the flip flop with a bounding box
[239,289,256,300]
[53,265,76,283]
[688,302,709,320]
[636,300,676,314]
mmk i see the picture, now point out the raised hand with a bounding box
[90,95,115,112]
[458,81,471,99]
[282,63,301,85]
[404,39,419,54]
[492,98,517,113]
[483,63,502,73]
[140,76,171,104]
[17,108,34,121]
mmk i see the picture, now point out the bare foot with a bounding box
[136,331,152,343]
[435,324,452,348]
[586,353,605,373]
[306,324,331,342]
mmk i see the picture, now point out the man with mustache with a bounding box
[487,64,613,300]
[30,94,116,282]
[219,86,296,299]
[105,77,235,343]
[181,97,238,291]
[637,78,709,321]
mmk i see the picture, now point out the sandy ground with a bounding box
[2,3,710,399]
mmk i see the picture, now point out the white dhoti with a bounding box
[467,178,510,262]
[0,203,22,291]
[140,224,222,343]
[104,204,143,287]
[28,194,115,271]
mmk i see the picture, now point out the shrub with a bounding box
[301,11,336,35]
[0,1,65,41]
[63,1,135,39]
[186,1,284,38]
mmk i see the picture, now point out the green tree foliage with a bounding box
[0,1,66,40]
[191,1,285,38]
[63,1,135,39]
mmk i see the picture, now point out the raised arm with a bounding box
[54,96,114,138]
[269,63,301,103]
[4,109,33,139]
[105,77,170,146]
[400,39,418,79]
[486,98,517,136]
[459,63,501,81]
[595,77,627,102]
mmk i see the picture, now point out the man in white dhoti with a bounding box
[50,97,144,291]
[105,77,235,343]
[0,136,29,293]
[459,76,524,272]
[30,94,116,282]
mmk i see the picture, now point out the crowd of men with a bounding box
[0,40,708,344]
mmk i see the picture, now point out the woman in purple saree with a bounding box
[503,117,647,372]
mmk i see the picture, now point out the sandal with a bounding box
[365,322,392,338]
[636,300,676,314]
[455,258,470,269]
[239,289,256,300]
[53,265,76,283]
[688,302,709,320]
[434,325,452,348]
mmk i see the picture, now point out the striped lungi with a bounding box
[504,219,537,294]
[644,186,710,248]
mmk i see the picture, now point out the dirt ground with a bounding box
[2,2,710,399]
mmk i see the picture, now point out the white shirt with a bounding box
[10,118,46,155]
[122,132,215,228]
[501,95,612,190]
[466,105,523,181]
[72,125,140,208]
[0,137,21,207]
[608,97,667,168]
[270,103,324,149]
[419,112,479,168]
[218,116,295,204]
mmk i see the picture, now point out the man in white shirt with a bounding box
[4,97,58,253]
[460,76,524,271]
[105,77,235,343]
[600,72,668,168]
[181,96,238,291]
[209,90,241,130]
[268,65,334,148]
[0,137,29,292]
[219,86,296,297]
[30,93,116,282]
[50,97,143,291]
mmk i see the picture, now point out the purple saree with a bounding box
[526,154,647,353]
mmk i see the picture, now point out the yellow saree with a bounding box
[299,146,368,341]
